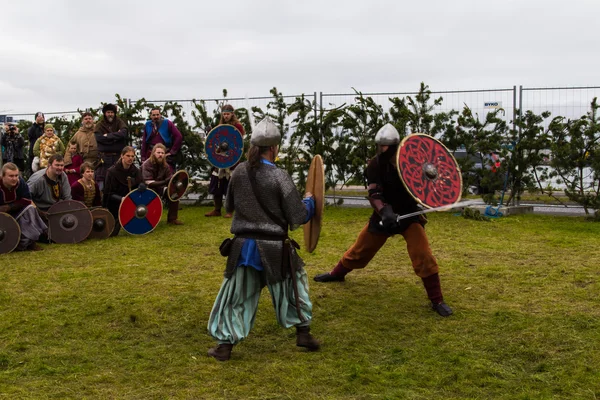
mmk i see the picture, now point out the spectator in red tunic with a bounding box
[64,142,84,187]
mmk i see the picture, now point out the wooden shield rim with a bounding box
[118,188,163,235]
[303,155,325,253]
[167,170,190,202]
[0,212,21,254]
[396,133,463,209]
[47,200,93,244]
[88,208,116,240]
[204,124,244,169]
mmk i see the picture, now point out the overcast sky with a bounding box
[1,0,598,115]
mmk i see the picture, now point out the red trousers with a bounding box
[340,222,439,278]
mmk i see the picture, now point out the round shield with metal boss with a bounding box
[118,188,163,235]
[303,155,325,253]
[167,170,190,202]
[47,200,93,244]
[87,208,116,240]
[396,133,462,209]
[205,124,244,169]
[0,212,21,254]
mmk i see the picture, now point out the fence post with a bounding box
[512,85,517,133]
[313,92,318,123]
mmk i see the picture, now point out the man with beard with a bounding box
[141,107,183,172]
[205,104,245,218]
[27,154,72,222]
[27,112,45,176]
[65,112,98,166]
[0,163,47,251]
[95,104,128,192]
[102,146,142,236]
[141,144,183,225]
[313,124,453,317]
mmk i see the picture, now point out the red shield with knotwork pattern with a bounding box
[396,133,462,209]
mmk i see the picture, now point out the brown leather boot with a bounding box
[167,219,184,225]
[207,343,233,361]
[223,212,233,218]
[296,326,320,351]
[204,209,221,217]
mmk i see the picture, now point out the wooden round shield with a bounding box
[118,188,163,235]
[168,170,190,202]
[205,124,244,169]
[397,133,462,209]
[0,212,21,254]
[87,208,116,240]
[47,200,93,244]
[303,155,325,253]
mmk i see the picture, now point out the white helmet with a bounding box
[250,117,281,146]
[374,123,400,145]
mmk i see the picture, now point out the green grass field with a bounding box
[1,206,599,399]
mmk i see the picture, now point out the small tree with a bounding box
[500,109,552,205]
[548,98,600,216]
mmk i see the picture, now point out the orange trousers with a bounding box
[339,222,439,278]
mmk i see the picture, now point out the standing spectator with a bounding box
[64,142,83,187]
[1,124,26,172]
[95,104,128,192]
[141,107,183,172]
[65,112,98,166]
[27,112,45,175]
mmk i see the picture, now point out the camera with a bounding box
[8,125,17,132]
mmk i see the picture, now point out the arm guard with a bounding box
[367,183,386,214]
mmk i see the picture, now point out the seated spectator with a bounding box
[0,162,47,251]
[71,162,101,207]
[102,146,142,236]
[27,154,71,222]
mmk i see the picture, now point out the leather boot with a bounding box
[167,200,183,225]
[204,209,221,217]
[313,261,350,282]
[296,326,320,351]
[207,343,233,361]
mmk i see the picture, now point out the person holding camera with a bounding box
[1,124,26,172]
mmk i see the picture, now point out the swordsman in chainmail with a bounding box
[102,146,142,236]
[95,103,128,192]
[205,104,245,218]
[313,124,453,317]
[141,144,183,225]
[1,163,47,251]
[207,117,319,361]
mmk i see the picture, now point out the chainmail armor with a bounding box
[223,161,308,284]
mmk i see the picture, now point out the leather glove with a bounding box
[138,183,147,191]
[379,205,399,231]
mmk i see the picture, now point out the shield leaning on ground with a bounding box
[0,212,21,254]
[204,124,244,169]
[303,155,325,253]
[167,170,190,202]
[118,188,163,235]
[47,200,93,244]
[396,133,462,209]
[87,208,116,240]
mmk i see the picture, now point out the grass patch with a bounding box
[1,206,599,399]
